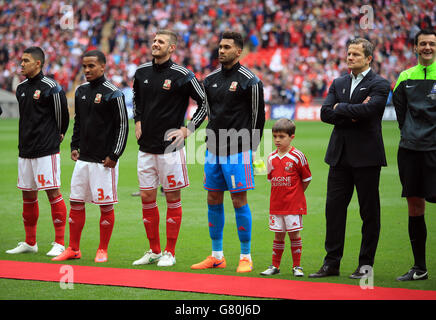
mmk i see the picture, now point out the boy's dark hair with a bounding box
[414,29,436,45]
[272,118,296,136]
[222,31,244,49]
[23,46,45,67]
[82,50,106,64]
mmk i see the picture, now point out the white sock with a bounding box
[240,253,252,261]
[212,251,224,259]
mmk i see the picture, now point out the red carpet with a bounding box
[1,260,435,300]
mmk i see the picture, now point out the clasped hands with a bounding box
[71,150,117,168]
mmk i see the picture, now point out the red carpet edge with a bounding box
[1,260,435,300]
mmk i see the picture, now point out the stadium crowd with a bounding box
[0,0,435,106]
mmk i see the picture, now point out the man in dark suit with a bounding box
[309,38,391,279]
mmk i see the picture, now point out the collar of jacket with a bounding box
[221,61,241,77]
[89,75,107,87]
[153,58,172,71]
[417,60,436,73]
[27,71,44,83]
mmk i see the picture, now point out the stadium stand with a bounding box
[0,0,434,110]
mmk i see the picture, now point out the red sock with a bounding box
[23,198,39,246]
[99,205,115,250]
[142,201,160,253]
[165,199,182,256]
[49,194,66,246]
[272,240,285,268]
[291,237,302,267]
[68,203,86,251]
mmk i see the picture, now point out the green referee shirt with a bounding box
[393,61,436,151]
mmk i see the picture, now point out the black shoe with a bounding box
[349,266,372,279]
[309,265,339,278]
[397,266,428,281]
[425,196,436,203]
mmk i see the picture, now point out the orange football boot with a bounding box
[51,247,81,261]
[191,256,226,269]
[95,249,108,263]
[236,258,253,273]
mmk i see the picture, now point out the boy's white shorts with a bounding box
[137,148,189,192]
[269,214,303,233]
[70,160,119,205]
[17,153,61,191]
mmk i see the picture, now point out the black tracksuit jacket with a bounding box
[132,59,207,154]
[71,76,128,163]
[203,62,265,156]
[16,72,69,158]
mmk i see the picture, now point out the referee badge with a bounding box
[428,83,436,100]
[33,90,41,100]
[229,81,238,91]
[163,79,172,90]
[94,93,102,103]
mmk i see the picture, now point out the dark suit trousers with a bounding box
[324,156,381,268]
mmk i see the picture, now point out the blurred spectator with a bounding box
[1,0,435,108]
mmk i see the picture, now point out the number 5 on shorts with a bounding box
[167,175,176,188]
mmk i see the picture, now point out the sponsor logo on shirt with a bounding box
[271,176,292,186]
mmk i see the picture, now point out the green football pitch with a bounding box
[0,118,435,299]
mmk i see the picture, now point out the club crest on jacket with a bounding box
[163,79,171,90]
[229,81,238,91]
[33,90,41,100]
[94,93,102,103]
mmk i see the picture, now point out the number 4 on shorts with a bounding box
[38,174,45,186]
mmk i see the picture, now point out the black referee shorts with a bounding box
[397,147,436,201]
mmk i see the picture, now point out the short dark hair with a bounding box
[414,29,436,45]
[156,29,178,45]
[347,38,374,57]
[82,50,106,64]
[23,46,45,67]
[222,31,244,49]
[272,118,296,136]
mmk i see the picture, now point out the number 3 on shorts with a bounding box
[97,188,105,201]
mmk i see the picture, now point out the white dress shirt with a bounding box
[350,68,371,99]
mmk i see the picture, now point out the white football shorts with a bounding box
[70,160,119,205]
[137,148,189,192]
[269,214,303,233]
[17,153,61,191]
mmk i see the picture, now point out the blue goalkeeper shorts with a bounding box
[203,149,255,193]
